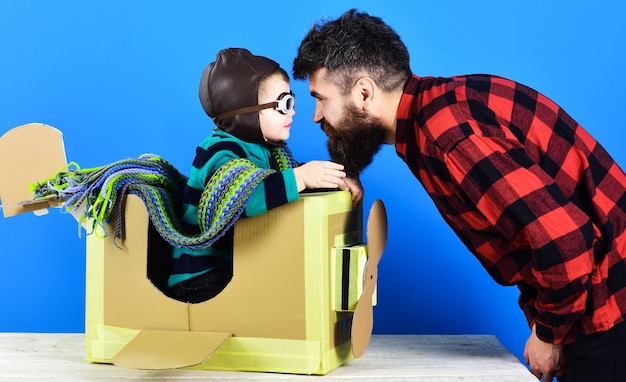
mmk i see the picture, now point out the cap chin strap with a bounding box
[263,136,286,147]
[213,101,277,122]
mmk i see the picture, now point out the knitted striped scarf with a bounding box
[31,147,298,250]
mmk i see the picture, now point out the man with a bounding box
[293,8,626,382]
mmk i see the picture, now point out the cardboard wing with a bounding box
[111,330,231,369]
[0,123,67,217]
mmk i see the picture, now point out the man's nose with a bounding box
[312,107,323,123]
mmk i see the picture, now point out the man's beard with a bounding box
[322,104,386,177]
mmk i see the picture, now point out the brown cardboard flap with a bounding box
[0,123,67,218]
[351,199,387,358]
[111,330,231,370]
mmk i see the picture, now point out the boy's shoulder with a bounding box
[197,129,269,160]
[200,129,244,148]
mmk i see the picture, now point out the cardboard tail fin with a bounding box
[0,123,67,218]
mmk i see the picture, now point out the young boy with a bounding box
[168,48,347,303]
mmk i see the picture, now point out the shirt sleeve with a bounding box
[193,147,300,219]
[244,168,299,217]
[445,134,598,344]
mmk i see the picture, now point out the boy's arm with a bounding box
[245,160,347,217]
[243,169,299,217]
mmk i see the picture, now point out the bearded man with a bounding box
[293,8,626,382]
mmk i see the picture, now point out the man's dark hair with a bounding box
[293,9,411,93]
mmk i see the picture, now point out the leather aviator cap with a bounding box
[198,48,279,144]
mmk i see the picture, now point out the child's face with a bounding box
[259,77,295,144]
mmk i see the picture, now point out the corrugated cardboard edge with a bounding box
[111,330,231,370]
[0,123,67,217]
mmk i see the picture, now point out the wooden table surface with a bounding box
[0,333,537,381]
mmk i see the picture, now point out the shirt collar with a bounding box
[397,74,420,121]
[395,75,420,154]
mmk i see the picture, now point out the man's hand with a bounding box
[524,324,565,381]
[338,176,364,208]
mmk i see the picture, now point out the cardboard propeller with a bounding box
[351,199,387,358]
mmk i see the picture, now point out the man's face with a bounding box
[309,69,386,177]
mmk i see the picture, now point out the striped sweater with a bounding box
[168,129,300,287]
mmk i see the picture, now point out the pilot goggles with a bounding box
[214,91,295,121]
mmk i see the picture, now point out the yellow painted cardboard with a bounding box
[85,192,361,374]
[0,123,387,375]
[332,245,368,312]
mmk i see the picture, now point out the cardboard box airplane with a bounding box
[0,123,387,374]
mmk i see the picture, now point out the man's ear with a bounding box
[353,77,376,110]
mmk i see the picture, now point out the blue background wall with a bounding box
[1,0,625,364]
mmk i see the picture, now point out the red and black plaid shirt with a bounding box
[396,74,626,345]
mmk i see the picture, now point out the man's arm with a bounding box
[524,324,565,380]
[446,134,596,342]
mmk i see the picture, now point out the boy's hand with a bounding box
[293,161,346,191]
